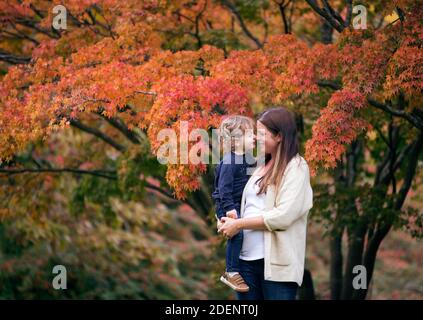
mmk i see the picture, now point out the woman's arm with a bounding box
[262,161,313,231]
[218,215,267,238]
[219,159,313,237]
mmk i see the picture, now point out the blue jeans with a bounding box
[217,205,242,273]
[236,259,298,300]
[225,230,243,272]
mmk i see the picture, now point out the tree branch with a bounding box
[193,0,208,48]
[0,49,30,64]
[144,181,176,200]
[396,7,405,22]
[221,0,263,48]
[0,166,190,207]
[305,0,344,32]
[394,132,423,210]
[368,98,423,131]
[345,0,353,27]
[4,24,40,45]
[0,161,189,207]
[133,90,157,96]
[317,80,423,131]
[317,79,342,90]
[357,132,423,299]
[0,167,116,179]
[29,4,45,19]
[95,109,141,144]
[330,226,344,299]
[14,18,60,39]
[322,0,345,26]
[69,119,126,152]
[276,1,291,34]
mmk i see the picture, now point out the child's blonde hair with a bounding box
[219,115,255,152]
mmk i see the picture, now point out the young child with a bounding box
[212,115,256,293]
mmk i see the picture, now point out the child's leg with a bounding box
[225,230,243,273]
[226,205,243,273]
[220,206,249,292]
[221,230,249,292]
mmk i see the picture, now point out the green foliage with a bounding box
[0,199,217,299]
[311,180,422,240]
[232,0,270,23]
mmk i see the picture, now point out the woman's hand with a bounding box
[216,218,224,232]
[218,217,241,239]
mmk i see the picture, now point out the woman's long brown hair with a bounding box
[256,107,299,195]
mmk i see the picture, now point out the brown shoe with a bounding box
[220,272,249,293]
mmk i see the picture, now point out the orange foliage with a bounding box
[0,0,422,196]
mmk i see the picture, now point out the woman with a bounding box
[218,107,313,300]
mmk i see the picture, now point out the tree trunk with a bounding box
[320,19,333,44]
[353,224,390,300]
[329,228,343,299]
[354,131,423,299]
[341,224,367,299]
[298,268,316,300]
